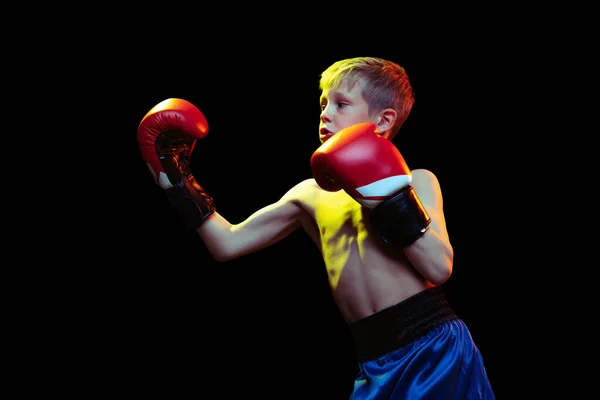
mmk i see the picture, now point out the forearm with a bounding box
[403,228,453,285]
[137,97,303,263]
[367,174,453,285]
[197,201,302,262]
[196,212,237,261]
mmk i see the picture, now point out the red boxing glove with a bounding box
[310,122,411,208]
[138,98,209,189]
[310,122,430,247]
[137,98,215,229]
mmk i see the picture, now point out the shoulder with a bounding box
[271,179,321,220]
[411,168,442,190]
[288,178,321,197]
[410,169,443,202]
[280,178,321,202]
[411,168,439,185]
[296,178,321,189]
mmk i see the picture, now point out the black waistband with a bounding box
[348,286,459,362]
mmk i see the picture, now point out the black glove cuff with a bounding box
[166,175,215,229]
[369,186,431,248]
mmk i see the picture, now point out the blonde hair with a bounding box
[320,57,415,139]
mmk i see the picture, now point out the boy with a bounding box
[137,57,494,399]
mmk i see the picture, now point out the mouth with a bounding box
[320,128,333,142]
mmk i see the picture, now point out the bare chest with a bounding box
[299,188,428,322]
[306,191,375,285]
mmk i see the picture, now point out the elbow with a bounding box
[210,240,253,262]
[428,263,452,285]
[210,248,237,262]
[211,253,230,263]
[204,242,238,263]
[203,233,254,262]
[428,247,454,286]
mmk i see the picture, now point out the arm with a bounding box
[197,179,312,262]
[309,123,453,284]
[137,98,311,263]
[401,169,453,285]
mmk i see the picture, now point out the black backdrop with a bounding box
[94,49,504,398]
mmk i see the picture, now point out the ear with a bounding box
[375,108,397,139]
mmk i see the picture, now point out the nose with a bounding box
[320,107,332,123]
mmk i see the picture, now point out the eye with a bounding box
[337,102,348,108]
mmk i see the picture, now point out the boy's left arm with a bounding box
[399,169,454,285]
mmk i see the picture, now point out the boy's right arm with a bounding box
[197,184,308,261]
[137,98,308,263]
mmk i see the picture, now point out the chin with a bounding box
[319,135,332,144]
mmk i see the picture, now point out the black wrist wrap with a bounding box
[165,175,215,229]
[369,186,431,248]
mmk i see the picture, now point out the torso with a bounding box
[294,173,433,324]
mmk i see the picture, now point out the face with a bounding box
[319,78,375,144]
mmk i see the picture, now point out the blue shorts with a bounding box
[348,287,495,399]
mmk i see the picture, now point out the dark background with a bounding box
[59,46,504,398]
